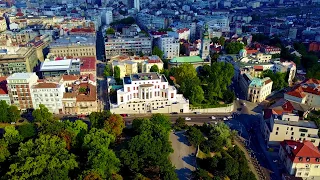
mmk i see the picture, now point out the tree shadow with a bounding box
[174,131,191,146]
[182,154,197,168]
[175,167,193,180]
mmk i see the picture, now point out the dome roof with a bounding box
[239,49,247,53]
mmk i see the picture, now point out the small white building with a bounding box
[110,73,189,114]
[30,82,65,114]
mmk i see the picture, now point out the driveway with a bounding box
[169,131,196,180]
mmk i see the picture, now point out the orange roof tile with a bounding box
[281,140,320,164]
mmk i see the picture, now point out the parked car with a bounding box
[171,112,178,114]
[227,116,232,119]
[185,117,191,121]
[10,122,16,125]
[223,117,228,121]
[211,116,216,120]
[236,98,239,100]
[195,112,201,114]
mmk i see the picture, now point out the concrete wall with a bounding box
[190,103,234,113]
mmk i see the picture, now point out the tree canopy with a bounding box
[150,64,159,73]
[114,66,121,84]
[106,28,115,34]
[262,70,288,90]
[225,42,244,54]
[104,114,125,137]
[32,104,53,122]
[0,100,20,123]
[6,135,78,179]
[152,46,164,58]
[104,65,113,77]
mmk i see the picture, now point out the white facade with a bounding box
[101,8,113,25]
[134,0,140,11]
[157,35,180,59]
[274,61,296,84]
[110,73,189,114]
[262,113,320,146]
[31,82,65,114]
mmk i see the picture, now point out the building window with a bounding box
[275,132,278,135]
[276,127,279,130]
[291,132,294,135]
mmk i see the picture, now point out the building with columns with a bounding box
[110,72,189,114]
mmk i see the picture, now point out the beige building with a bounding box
[61,75,97,115]
[0,47,39,76]
[109,55,164,78]
[240,73,273,102]
[262,113,320,146]
[285,79,320,108]
[49,35,96,58]
[0,17,7,32]
[7,73,38,111]
[279,140,320,179]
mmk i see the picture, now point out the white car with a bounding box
[236,98,239,100]
[223,117,228,121]
[227,116,232,119]
[211,116,216,120]
[185,117,191,121]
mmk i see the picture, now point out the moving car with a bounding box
[227,116,232,119]
[195,112,201,114]
[185,117,191,121]
[211,116,216,120]
[223,117,228,121]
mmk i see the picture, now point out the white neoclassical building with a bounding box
[110,72,189,114]
[30,82,65,114]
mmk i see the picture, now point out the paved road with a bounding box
[169,131,196,180]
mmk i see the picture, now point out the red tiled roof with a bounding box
[62,75,79,81]
[177,28,189,34]
[80,56,96,72]
[33,83,59,89]
[286,79,320,98]
[286,87,306,98]
[246,48,259,54]
[0,76,8,94]
[280,140,320,164]
[254,65,263,70]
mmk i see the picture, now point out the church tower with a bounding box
[200,24,210,60]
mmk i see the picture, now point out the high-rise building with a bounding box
[134,0,140,11]
[157,35,179,59]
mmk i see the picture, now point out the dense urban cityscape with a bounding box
[0,0,320,179]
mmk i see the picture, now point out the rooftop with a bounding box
[286,78,320,98]
[274,119,318,129]
[169,56,204,63]
[33,82,60,89]
[131,73,161,81]
[50,35,95,48]
[40,60,72,71]
[7,73,36,80]
[280,140,320,164]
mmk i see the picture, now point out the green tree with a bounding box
[89,111,112,129]
[192,168,212,180]
[187,126,205,147]
[0,100,9,122]
[210,52,220,63]
[32,104,53,122]
[6,135,78,179]
[81,170,103,180]
[211,37,219,44]
[104,114,125,137]
[175,117,186,129]
[18,123,36,140]
[8,105,20,123]
[0,139,10,162]
[262,70,288,90]
[106,28,115,34]
[152,46,164,58]
[219,36,225,46]
[79,87,87,93]
[83,128,120,178]
[190,85,205,104]
[114,66,121,84]
[104,64,113,77]
[63,120,88,149]
[225,42,244,54]
[150,113,171,132]
[150,64,159,73]
[4,126,22,145]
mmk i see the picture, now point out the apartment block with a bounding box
[49,35,96,58]
[0,47,39,76]
[110,73,189,114]
[262,112,320,146]
[157,35,179,59]
[105,34,152,59]
[279,140,320,179]
[40,59,81,78]
[7,73,38,111]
